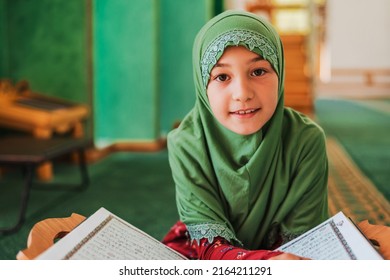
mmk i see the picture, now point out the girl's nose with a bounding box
[231,76,254,102]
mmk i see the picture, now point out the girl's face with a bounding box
[207,46,279,135]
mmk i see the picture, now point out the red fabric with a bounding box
[162,221,283,260]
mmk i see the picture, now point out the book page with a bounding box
[36,207,187,260]
[277,212,383,260]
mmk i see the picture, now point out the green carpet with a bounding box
[326,137,390,226]
[314,97,390,201]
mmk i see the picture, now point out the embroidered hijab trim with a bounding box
[187,222,243,246]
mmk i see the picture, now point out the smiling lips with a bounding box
[231,108,259,116]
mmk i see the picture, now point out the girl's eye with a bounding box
[215,74,229,82]
[252,68,266,77]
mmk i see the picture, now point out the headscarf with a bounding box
[167,10,328,249]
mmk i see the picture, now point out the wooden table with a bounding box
[0,136,91,234]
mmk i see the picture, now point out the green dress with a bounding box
[167,10,329,250]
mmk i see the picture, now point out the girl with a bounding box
[163,10,329,260]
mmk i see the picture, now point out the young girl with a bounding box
[162,10,329,260]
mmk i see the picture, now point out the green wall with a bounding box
[159,0,213,136]
[0,0,8,77]
[94,0,214,144]
[4,0,90,104]
[93,0,159,145]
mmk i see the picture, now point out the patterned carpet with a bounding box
[327,137,390,226]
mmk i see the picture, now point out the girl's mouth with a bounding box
[231,108,259,115]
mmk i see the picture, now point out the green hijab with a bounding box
[167,10,329,249]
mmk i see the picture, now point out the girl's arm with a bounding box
[195,237,305,260]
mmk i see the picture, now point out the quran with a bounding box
[36,207,187,260]
[36,208,383,260]
[276,211,383,260]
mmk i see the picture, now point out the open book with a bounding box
[276,211,383,260]
[36,207,187,260]
[36,208,383,260]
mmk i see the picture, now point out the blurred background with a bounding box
[0,0,389,259]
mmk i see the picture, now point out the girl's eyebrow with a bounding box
[213,62,230,69]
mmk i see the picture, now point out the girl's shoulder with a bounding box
[282,108,327,159]
[167,109,204,152]
[283,107,325,136]
[282,107,326,150]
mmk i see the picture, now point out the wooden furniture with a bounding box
[358,221,390,260]
[16,214,390,260]
[0,79,89,180]
[16,213,86,260]
[0,136,91,234]
[282,34,313,114]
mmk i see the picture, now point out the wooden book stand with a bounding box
[357,221,390,260]
[16,213,86,260]
[0,79,89,181]
[16,215,390,260]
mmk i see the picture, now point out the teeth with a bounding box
[237,109,256,114]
